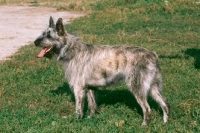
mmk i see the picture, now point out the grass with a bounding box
[1,0,200,132]
[0,0,103,11]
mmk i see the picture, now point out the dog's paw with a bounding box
[76,110,83,119]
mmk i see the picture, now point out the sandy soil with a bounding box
[0,5,85,60]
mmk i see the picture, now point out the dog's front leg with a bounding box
[87,90,98,118]
[73,86,86,119]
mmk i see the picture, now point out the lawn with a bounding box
[0,0,102,11]
[0,0,200,132]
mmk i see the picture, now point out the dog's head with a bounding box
[34,16,66,58]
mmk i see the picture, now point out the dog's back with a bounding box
[63,44,159,87]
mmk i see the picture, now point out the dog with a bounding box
[34,16,169,126]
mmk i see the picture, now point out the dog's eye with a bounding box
[47,31,51,38]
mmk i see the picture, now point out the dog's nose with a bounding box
[34,40,39,46]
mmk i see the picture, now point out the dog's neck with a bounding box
[56,33,81,61]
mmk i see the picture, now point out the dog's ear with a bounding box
[49,16,55,28]
[56,18,66,36]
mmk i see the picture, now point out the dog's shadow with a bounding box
[50,82,75,100]
[50,82,162,117]
[184,48,200,69]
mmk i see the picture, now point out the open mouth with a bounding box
[36,46,53,58]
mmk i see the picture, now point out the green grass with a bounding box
[1,0,200,132]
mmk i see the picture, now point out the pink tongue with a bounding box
[37,48,47,58]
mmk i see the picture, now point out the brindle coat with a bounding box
[34,17,169,126]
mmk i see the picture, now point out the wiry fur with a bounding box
[34,17,169,126]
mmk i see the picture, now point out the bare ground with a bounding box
[0,5,85,60]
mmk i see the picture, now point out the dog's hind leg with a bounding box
[87,90,98,118]
[73,86,86,119]
[133,92,151,126]
[127,69,152,126]
[150,83,169,123]
[127,84,151,125]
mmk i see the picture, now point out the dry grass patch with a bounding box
[0,0,102,11]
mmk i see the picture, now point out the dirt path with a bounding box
[0,5,85,60]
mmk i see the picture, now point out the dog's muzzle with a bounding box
[34,38,42,46]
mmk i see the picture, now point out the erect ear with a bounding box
[56,18,66,36]
[49,16,55,28]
